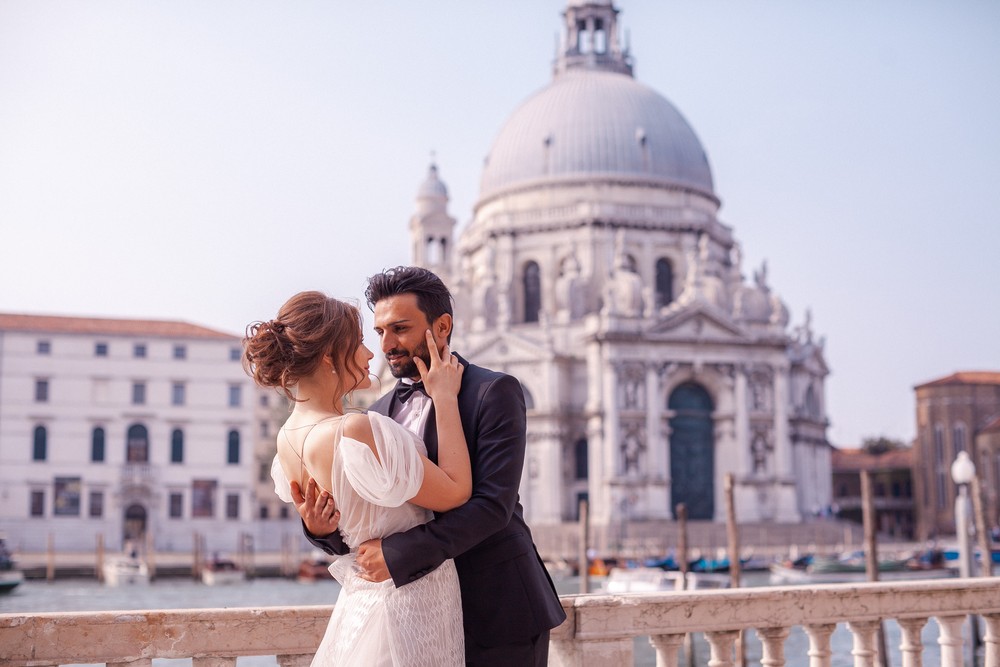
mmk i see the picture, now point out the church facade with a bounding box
[407,0,832,527]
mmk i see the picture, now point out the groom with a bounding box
[294,265,565,666]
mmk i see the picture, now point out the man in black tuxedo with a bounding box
[296,266,565,666]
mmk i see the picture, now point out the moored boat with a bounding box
[603,566,730,593]
[296,551,334,582]
[0,536,24,595]
[769,551,956,585]
[102,554,150,586]
[201,558,245,585]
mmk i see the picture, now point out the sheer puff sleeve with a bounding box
[271,455,293,503]
[338,412,426,507]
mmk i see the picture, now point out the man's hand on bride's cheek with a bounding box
[290,478,341,536]
[357,539,390,582]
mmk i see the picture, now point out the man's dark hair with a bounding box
[365,266,454,330]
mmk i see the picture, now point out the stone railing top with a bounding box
[553,577,1000,641]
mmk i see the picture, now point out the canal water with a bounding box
[1,573,965,666]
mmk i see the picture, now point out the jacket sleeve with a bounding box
[381,372,526,587]
[302,521,350,556]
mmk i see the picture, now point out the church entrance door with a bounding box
[668,383,714,520]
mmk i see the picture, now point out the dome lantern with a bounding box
[555,0,632,77]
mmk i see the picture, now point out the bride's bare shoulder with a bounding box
[342,412,375,444]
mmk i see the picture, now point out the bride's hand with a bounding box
[290,478,340,537]
[413,329,463,401]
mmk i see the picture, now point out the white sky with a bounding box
[2,1,998,447]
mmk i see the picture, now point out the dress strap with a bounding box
[280,415,346,495]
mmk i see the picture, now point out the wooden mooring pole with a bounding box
[724,474,745,667]
[579,498,590,594]
[46,532,55,582]
[861,470,890,667]
[972,475,994,578]
[676,503,694,667]
[95,533,104,583]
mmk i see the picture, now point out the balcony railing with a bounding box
[2,578,999,666]
[120,462,156,486]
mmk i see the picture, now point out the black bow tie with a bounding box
[395,381,427,403]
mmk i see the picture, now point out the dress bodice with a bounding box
[271,412,432,549]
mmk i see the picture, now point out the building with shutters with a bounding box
[0,313,295,554]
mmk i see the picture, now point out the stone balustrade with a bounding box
[2,578,999,666]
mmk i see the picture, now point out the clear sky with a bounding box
[1,1,997,448]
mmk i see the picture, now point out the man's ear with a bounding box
[432,313,453,344]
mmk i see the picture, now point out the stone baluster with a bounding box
[983,613,1000,667]
[550,637,634,666]
[192,659,236,667]
[897,617,928,667]
[804,623,836,667]
[846,620,880,667]
[109,662,152,667]
[649,633,685,667]
[705,630,739,667]
[936,615,966,667]
[759,626,791,667]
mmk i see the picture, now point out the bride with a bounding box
[243,291,469,666]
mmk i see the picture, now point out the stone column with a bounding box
[603,357,621,523]
[536,436,563,523]
[585,323,610,524]
[735,366,750,476]
[645,362,663,482]
[773,365,791,477]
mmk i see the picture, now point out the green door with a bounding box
[669,383,715,520]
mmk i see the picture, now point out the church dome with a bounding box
[478,69,714,202]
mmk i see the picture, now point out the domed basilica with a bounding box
[406,0,831,527]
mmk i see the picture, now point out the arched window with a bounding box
[593,19,606,53]
[576,19,589,53]
[655,258,673,308]
[574,438,589,480]
[227,429,240,465]
[520,383,535,411]
[91,427,105,462]
[523,261,541,323]
[953,422,967,454]
[933,423,946,510]
[804,385,820,420]
[171,428,184,464]
[33,425,47,461]
[126,424,149,463]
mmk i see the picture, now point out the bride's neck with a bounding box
[293,374,344,418]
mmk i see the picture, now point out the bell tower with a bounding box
[409,161,456,280]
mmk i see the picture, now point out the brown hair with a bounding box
[243,291,366,401]
[365,266,454,342]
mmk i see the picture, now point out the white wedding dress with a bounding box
[271,412,464,666]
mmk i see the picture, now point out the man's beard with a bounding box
[387,340,431,379]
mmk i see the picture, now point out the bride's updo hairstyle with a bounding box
[243,291,365,400]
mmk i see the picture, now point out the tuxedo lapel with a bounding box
[418,353,471,464]
[423,404,438,462]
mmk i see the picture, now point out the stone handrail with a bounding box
[2,606,331,667]
[3,578,1000,666]
[552,578,1000,667]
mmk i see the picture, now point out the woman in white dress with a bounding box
[243,291,469,666]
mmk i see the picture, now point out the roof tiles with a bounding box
[0,313,237,340]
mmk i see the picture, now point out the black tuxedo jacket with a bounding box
[305,355,565,647]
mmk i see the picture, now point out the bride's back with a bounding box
[272,412,431,549]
